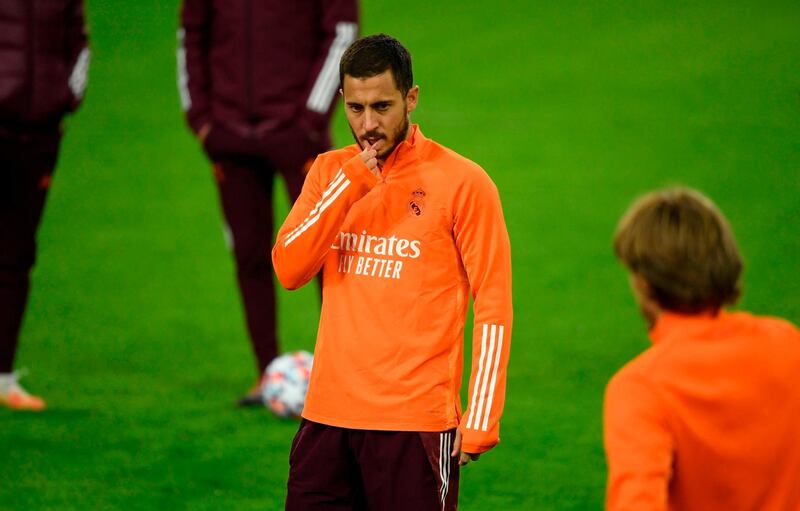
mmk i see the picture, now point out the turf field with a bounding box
[1,0,798,509]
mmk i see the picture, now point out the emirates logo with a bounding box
[408,188,426,217]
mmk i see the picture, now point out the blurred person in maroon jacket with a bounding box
[177,0,358,405]
[0,0,89,411]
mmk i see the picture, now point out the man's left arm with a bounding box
[300,0,359,138]
[454,168,513,458]
[66,0,90,111]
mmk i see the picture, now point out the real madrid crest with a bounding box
[408,188,426,217]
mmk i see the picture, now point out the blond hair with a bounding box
[614,187,742,313]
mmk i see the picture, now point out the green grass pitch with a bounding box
[1,0,798,509]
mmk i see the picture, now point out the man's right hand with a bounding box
[359,143,379,178]
[451,429,482,466]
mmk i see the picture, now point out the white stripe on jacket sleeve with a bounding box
[472,324,497,430]
[466,324,505,432]
[69,47,90,100]
[465,324,489,429]
[306,22,358,114]
[176,29,191,110]
[284,170,344,241]
[284,170,350,247]
[481,325,504,431]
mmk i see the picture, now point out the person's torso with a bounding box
[206,0,324,136]
[303,138,486,432]
[644,312,800,510]
[0,0,75,130]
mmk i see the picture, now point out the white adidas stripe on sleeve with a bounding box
[472,324,498,431]
[69,47,90,100]
[481,325,504,431]
[306,22,358,114]
[466,324,505,432]
[465,324,489,430]
[284,170,350,247]
[176,29,191,110]
[284,170,344,241]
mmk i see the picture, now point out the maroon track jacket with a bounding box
[0,0,89,132]
[178,0,359,143]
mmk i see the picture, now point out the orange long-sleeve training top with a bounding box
[604,311,800,511]
[272,125,513,453]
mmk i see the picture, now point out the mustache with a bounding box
[362,131,384,140]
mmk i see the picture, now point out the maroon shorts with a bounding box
[286,420,460,511]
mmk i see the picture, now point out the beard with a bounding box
[350,112,410,161]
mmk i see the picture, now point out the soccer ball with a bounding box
[261,351,313,418]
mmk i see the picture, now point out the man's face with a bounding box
[342,70,419,161]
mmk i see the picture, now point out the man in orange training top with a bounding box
[272,34,513,510]
[605,187,800,510]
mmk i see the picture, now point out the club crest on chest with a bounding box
[408,188,426,217]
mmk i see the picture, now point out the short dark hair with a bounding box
[339,34,413,96]
[614,187,743,314]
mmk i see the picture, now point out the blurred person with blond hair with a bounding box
[605,187,800,510]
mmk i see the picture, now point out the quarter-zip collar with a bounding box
[649,310,724,345]
[380,124,425,179]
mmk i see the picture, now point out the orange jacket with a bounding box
[272,125,513,453]
[604,311,800,510]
